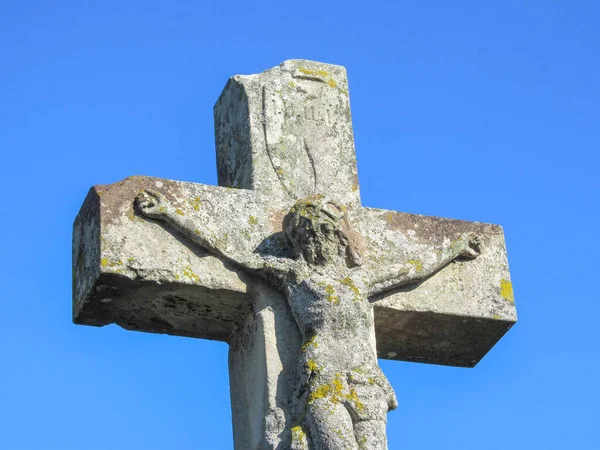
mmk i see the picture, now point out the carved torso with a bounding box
[283,265,377,370]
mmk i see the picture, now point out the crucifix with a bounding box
[73,60,516,450]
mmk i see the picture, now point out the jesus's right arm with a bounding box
[135,190,290,280]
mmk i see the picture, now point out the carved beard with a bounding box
[303,234,339,266]
[305,244,319,265]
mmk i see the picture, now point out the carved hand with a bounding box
[135,190,169,219]
[458,233,482,260]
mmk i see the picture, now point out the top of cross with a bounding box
[214,59,361,207]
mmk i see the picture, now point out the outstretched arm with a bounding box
[369,234,481,296]
[135,190,288,278]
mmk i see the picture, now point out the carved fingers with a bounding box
[135,190,168,219]
[459,233,482,260]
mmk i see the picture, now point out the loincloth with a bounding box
[301,365,397,423]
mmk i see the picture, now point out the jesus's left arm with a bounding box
[368,234,481,297]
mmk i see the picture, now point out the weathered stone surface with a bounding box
[73,60,516,450]
[73,175,514,363]
[215,60,360,207]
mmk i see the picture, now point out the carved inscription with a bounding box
[285,102,335,126]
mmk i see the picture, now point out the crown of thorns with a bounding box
[283,195,362,266]
[284,195,345,233]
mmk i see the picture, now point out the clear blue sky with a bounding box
[1,1,598,449]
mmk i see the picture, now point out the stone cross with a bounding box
[73,60,516,450]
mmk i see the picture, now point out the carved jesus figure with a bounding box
[135,191,480,450]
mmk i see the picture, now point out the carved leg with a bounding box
[305,400,358,450]
[345,372,393,450]
[353,419,388,450]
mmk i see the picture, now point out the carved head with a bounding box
[283,195,361,267]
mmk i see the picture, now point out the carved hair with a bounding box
[283,195,362,267]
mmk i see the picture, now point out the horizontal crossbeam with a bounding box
[73,176,515,367]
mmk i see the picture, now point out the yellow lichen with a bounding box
[493,314,501,320]
[500,279,514,303]
[358,435,368,449]
[301,335,319,352]
[407,259,423,272]
[327,78,337,88]
[175,208,185,216]
[340,276,361,301]
[248,215,258,225]
[308,373,364,412]
[291,425,307,446]
[191,197,202,211]
[324,284,340,305]
[182,265,200,283]
[101,258,122,269]
[299,67,329,77]
[307,359,319,372]
[347,388,364,412]
[309,383,331,403]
